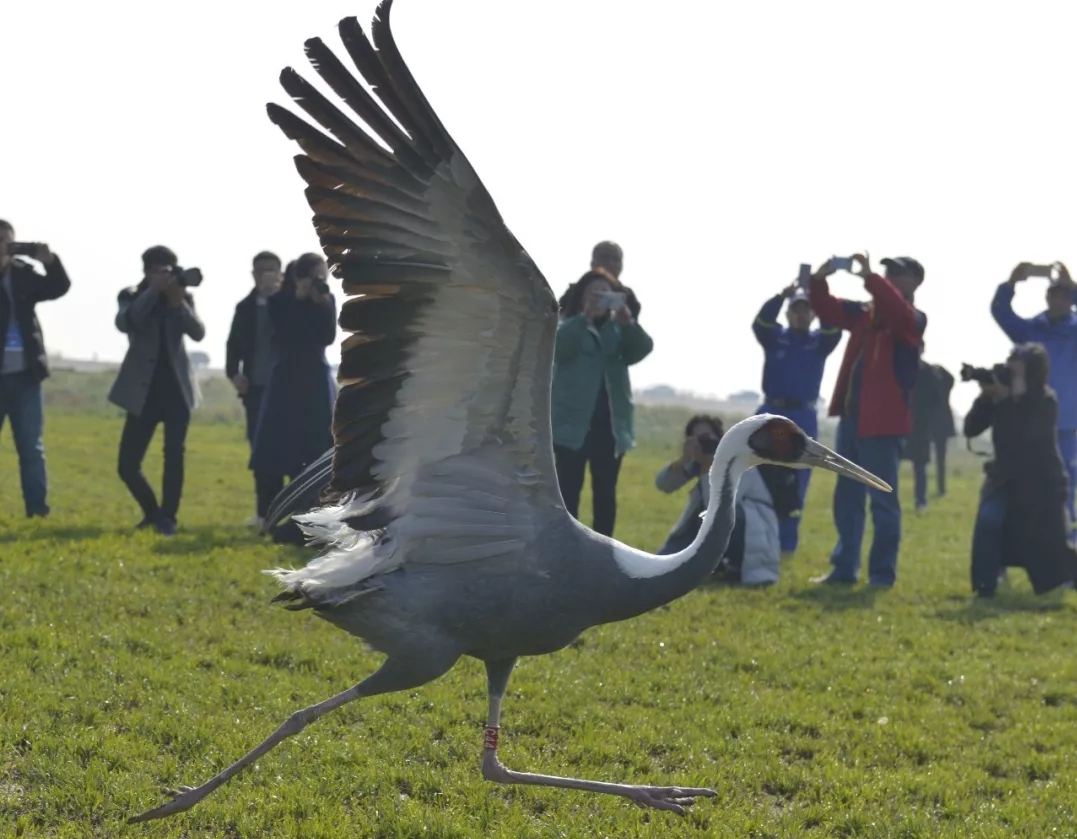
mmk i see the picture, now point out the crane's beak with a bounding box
[797,438,893,492]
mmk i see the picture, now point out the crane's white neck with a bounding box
[611,453,752,579]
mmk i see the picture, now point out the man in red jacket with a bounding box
[808,254,927,587]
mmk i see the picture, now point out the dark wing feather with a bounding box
[267,0,561,547]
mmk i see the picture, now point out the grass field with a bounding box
[2,395,1076,838]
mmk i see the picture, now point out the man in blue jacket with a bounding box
[752,282,842,552]
[991,262,1077,534]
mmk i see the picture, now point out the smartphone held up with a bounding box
[595,290,627,312]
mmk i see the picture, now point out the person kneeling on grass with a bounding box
[964,342,1077,598]
[654,414,798,586]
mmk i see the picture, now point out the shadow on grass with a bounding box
[0,524,112,544]
[789,585,879,611]
[148,525,272,556]
[934,591,1072,624]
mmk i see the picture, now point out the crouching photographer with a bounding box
[962,343,1077,597]
[654,414,798,586]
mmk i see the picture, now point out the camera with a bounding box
[9,242,39,257]
[699,435,720,455]
[313,279,331,295]
[961,362,1011,388]
[797,263,812,288]
[830,256,855,272]
[1025,263,1060,280]
[172,266,203,288]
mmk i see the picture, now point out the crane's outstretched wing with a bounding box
[265,0,564,603]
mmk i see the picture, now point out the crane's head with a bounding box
[722,414,892,492]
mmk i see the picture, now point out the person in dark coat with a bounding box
[225,250,284,525]
[108,245,206,535]
[906,358,958,510]
[0,220,71,518]
[964,342,1077,597]
[250,252,337,544]
[931,363,956,496]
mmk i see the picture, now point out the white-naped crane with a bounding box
[129,0,891,823]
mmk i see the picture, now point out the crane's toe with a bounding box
[127,785,202,824]
[628,785,716,816]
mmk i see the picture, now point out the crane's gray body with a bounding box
[282,459,736,667]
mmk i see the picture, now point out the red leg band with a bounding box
[483,726,500,751]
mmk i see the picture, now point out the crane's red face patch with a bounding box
[748,417,805,463]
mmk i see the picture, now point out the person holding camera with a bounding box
[990,263,1077,534]
[654,414,790,585]
[752,282,842,552]
[558,241,643,320]
[808,254,927,588]
[0,220,72,518]
[108,245,205,535]
[226,250,284,526]
[249,253,337,544]
[552,267,653,537]
[963,343,1077,597]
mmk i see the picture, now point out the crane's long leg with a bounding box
[128,654,457,824]
[479,658,716,816]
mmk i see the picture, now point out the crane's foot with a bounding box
[623,784,717,816]
[127,784,206,823]
[481,744,715,817]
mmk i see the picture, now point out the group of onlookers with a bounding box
[4,218,1077,598]
[0,222,338,540]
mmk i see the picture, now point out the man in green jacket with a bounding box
[551,268,654,537]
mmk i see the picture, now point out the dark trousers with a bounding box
[554,422,623,537]
[118,406,190,523]
[829,419,903,586]
[0,370,48,516]
[1057,429,1077,537]
[971,487,1007,597]
[933,436,948,495]
[242,386,276,518]
[914,436,949,508]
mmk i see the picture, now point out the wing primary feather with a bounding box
[368,0,456,160]
[302,36,437,172]
[279,68,400,170]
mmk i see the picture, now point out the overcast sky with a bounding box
[6,0,1077,415]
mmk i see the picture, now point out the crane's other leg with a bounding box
[128,653,458,824]
[479,658,716,817]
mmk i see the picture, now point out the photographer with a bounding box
[558,241,642,320]
[963,343,1077,598]
[808,254,927,588]
[250,253,337,544]
[654,415,790,586]
[752,282,841,552]
[552,267,653,538]
[108,245,205,535]
[0,220,71,518]
[990,263,1077,533]
[226,250,284,526]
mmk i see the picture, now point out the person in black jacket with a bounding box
[964,342,1077,597]
[0,220,72,518]
[225,251,284,526]
[250,253,337,544]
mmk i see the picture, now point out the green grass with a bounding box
[2,401,1076,838]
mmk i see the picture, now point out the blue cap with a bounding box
[788,288,811,307]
